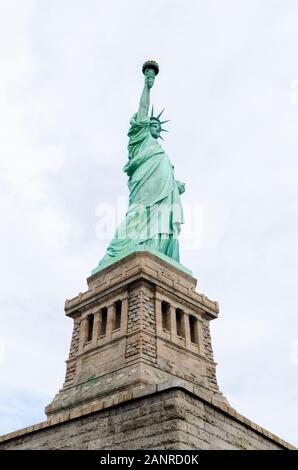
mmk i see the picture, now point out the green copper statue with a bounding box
[97,61,185,268]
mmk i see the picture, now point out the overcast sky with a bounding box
[0,0,297,446]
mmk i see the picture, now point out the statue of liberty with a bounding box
[96,61,185,270]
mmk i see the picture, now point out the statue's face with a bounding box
[149,121,161,139]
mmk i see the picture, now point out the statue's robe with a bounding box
[99,113,184,266]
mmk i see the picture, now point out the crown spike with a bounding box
[159,135,164,140]
[161,128,169,132]
[157,108,165,119]
[151,106,154,118]
[160,120,170,125]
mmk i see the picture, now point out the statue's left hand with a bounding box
[176,180,185,195]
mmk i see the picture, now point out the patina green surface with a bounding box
[91,246,192,276]
[93,61,186,273]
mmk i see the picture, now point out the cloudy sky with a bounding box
[0,0,297,446]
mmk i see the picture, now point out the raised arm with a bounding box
[137,68,155,123]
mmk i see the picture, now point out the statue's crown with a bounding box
[150,107,170,139]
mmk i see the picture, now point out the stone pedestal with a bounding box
[46,251,226,418]
[0,387,294,450]
[1,250,295,450]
